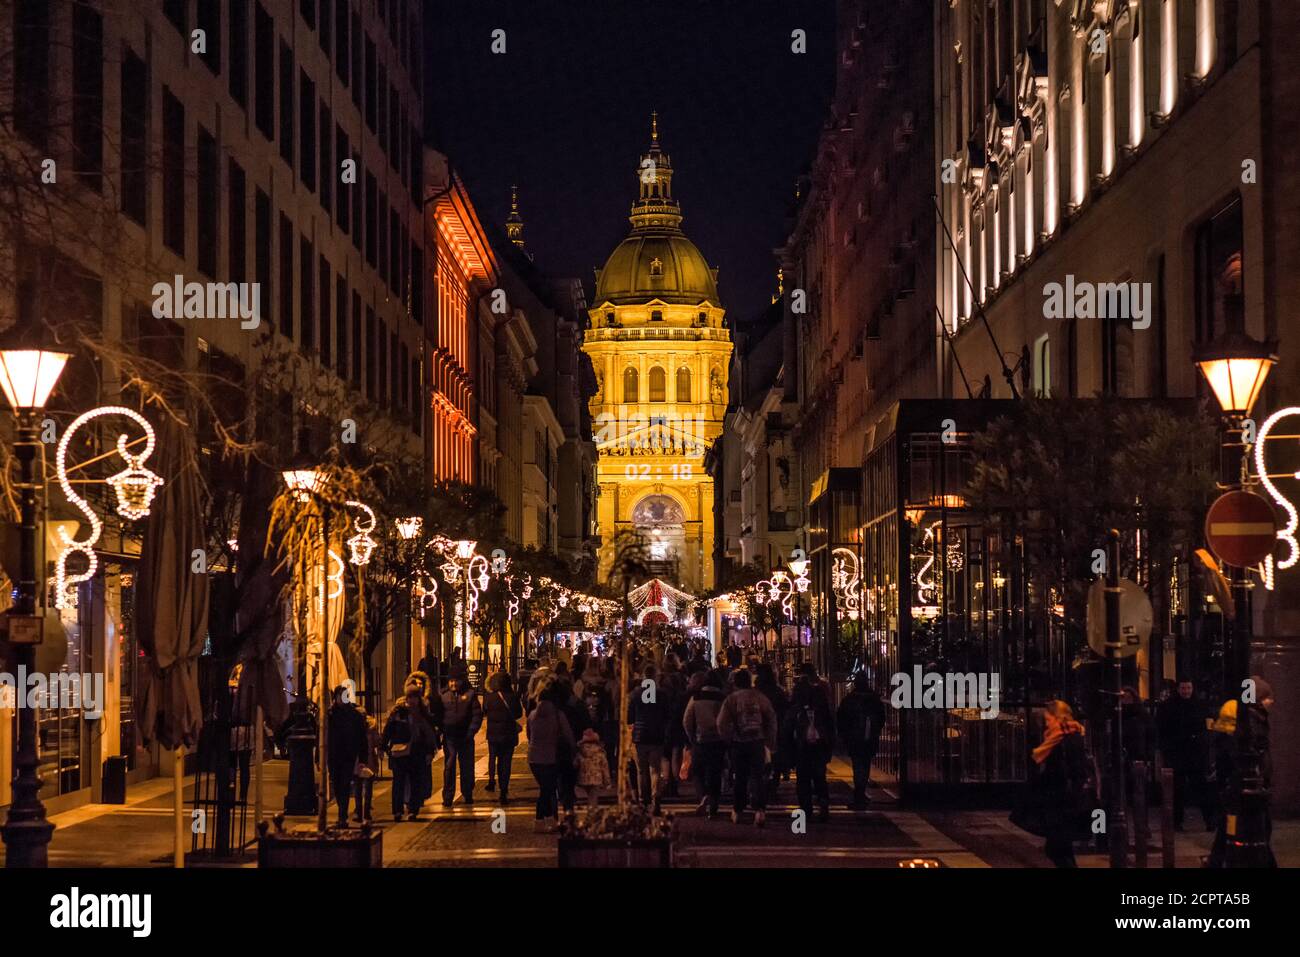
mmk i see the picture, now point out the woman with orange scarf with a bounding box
[1012,700,1095,867]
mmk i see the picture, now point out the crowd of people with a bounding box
[321,634,888,833]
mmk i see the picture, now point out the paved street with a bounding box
[8,724,1298,868]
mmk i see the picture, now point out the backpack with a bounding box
[797,705,822,746]
[736,697,765,739]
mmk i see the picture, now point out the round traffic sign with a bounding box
[1087,579,1153,658]
[1205,491,1278,568]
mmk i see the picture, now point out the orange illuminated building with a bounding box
[424,153,497,485]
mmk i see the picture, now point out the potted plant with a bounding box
[256,814,383,868]
[557,803,673,868]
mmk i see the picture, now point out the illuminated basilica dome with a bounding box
[593,114,720,308]
[581,117,733,594]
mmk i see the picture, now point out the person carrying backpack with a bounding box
[786,663,835,822]
[837,672,886,810]
[683,668,727,817]
[717,668,778,826]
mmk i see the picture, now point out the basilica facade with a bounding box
[582,119,732,594]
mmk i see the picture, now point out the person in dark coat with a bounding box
[381,675,440,820]
[327,685,367,825]
[786,663,835,821]
[483,671,523,803]
[439,667,484,805]
[755,663,791,785]
[555,676,588,814]
[1027,700,1093,867]
[1205,678,1276,868]
[661,655,690,796]
[1156,678,1213,831]
[628,662,670,812]
[837,672,887,810]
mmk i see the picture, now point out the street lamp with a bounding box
[1194,330,1277,418]
[279,444,326,821]
[0,341,69,867]
[1194,327,1277,867]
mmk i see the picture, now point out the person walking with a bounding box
[787,663,835,822]
[439,667,484,806]
[683,668,727,817]
[837,672,886,810]
[1023,700,1093,867]
[717,668,778,826]
[354,707,381,823]
[1205,677,1276,868]
[628,663,670,813]
[326,685,367,826]
[755,663,790,786]
[661,655,690,797]
[484,671,523,804]
[381,675,440,821]
[576,727,612,811]
[528,676,575,832]
[1156,678,1214,831]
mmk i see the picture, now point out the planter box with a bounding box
[557,836,672,868]
[258,828,383,868]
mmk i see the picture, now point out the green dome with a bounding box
[595,232,719,306]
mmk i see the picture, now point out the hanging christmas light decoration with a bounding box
[345,500,377,566]
[55,406,163,609]
[831,546,862,620]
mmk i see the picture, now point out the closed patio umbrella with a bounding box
[135,416,209,867]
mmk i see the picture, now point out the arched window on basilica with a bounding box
[676,366,691,402]
[649,365,667,402]
[623,366,639,403]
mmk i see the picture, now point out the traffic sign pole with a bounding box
[1106,530,1128,869]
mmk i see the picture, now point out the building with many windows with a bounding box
[0,0,427,813]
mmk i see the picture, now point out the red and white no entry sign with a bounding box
[1205,490,1278,568]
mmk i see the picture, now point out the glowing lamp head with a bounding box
[455,539,477,560]
[788,556,809,578]
[0,347,70,411]
[347,533,376,566]
[107,463,164,519]
[1194,331,1277,416]
[396,516,423,540]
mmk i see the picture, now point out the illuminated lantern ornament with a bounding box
[831,546,862,620]
[395,516,423,540]
[55,406,162,608]
[107,461,164,519]
[345,500,377,566]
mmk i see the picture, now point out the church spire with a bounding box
[506,184,525,250]
[631,115,681,233]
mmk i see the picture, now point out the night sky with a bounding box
[426,0,836,325]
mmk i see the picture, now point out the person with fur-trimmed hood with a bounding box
[381,673,441,821]
[527,671,575,832]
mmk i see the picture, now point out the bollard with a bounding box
[1133,760,1149,868]
[1160,766,1176,868]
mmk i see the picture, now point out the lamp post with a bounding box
[0,344,69,868]
[1193,325,1277,868]
[280,446,325,820]
[789,553,811,670]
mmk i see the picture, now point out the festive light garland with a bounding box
[344,500,377,566]
[54,406,162,609]
[831,546,862,620]
[1254,407,1300,571]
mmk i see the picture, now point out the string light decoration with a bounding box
[395,516,423,540]
[1255,407,1300,571]
[54,406,163,609]
[831,546,862,620]
[316,548,345,612]
[344,500,377,566]
[628,577,698,623]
